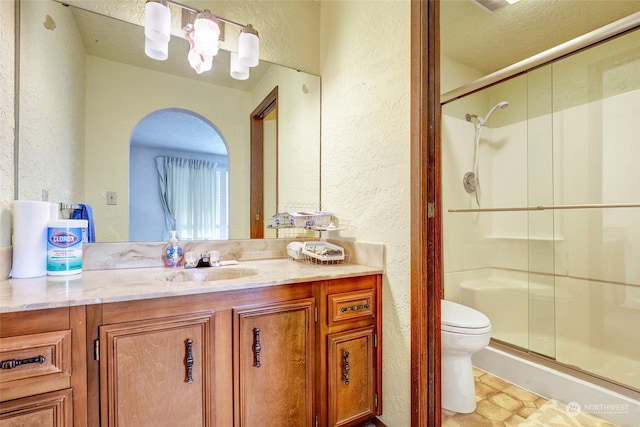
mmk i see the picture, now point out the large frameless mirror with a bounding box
[17,0,321,242]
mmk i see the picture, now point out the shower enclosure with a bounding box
[442,27,640,393]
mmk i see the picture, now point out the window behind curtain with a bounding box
[156,156,228,240]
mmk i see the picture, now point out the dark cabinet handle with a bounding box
[0,355,45,370]
[340,303,369,313]
[343,351,350,385]
[253,328,261,368]
[185,339,194,383]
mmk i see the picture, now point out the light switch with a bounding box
[107,191,117,205]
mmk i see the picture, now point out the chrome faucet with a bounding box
[196,252,220,268]
[196,253,210,268]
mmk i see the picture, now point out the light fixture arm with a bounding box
[165,0,255,32]
[145,0,259,78]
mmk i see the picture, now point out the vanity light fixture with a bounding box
[230,52,250,80]
[472,0,521,12]
[185,11,220,74]
[145,36,169,61]
[144,0,260,79]
[238,24,259,67]
[144,0,171,60]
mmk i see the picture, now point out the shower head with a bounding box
[481,101,509,126]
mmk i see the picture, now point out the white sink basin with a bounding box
[158,268,258,283]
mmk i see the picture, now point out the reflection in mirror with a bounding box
[129,109,229,242]
[17,0,320,242]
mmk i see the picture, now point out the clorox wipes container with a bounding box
[47,219,87,275]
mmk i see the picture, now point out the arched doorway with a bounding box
[129,108,229,241]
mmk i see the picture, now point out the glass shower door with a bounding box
[550,28,640,390]
[526,64,556,359]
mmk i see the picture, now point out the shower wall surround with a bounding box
[442,28,640,392]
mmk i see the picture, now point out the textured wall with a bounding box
[320,1,411,425]
[251,65,321,211]
[18,1,86,207]
[0,1,15,247]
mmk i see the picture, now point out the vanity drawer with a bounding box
[328,290,375,326]
[0,330,72,400]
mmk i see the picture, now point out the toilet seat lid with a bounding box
[441,300,491,331]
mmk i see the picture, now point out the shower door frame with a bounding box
[410,1,441,426]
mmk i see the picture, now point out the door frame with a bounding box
[410,1,441,425]
[250,87,279,238]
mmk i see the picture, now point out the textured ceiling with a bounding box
[441,0,640,75]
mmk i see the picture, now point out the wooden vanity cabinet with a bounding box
[315,275,382,427]
[0,273,382,426]
[0,307,87,427]
[88,295,222,427]
[233,298,315,427]
[98,311,215,427]
[87,282,317,427]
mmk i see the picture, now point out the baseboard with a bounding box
[354,417,387,427]
[370,417,387,427]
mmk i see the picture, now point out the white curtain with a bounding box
[156,156,228,240]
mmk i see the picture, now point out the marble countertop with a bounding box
[0,259,382,313]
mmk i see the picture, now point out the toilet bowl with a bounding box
[441,299,491,414]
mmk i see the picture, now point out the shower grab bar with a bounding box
[448,203,640,213]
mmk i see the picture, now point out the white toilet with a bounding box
[441,299,491,413]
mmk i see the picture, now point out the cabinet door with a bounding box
[0,389,72,427]
[328,326,375,427]
[235,298,314,427]
[99,312,214,427]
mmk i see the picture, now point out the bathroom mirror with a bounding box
[16,0,321,242]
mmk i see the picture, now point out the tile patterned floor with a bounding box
[443,368,548,426]
[442,368,619,427]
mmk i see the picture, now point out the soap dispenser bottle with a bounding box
[165,230,183,268]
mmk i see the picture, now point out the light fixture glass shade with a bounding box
[187,49,213,74]
[230,52,249,80]
[144,0,171,43]
[145,37,168,60]
[238,25,259,67]
[186,25,214,74]
[192,11,220,57]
